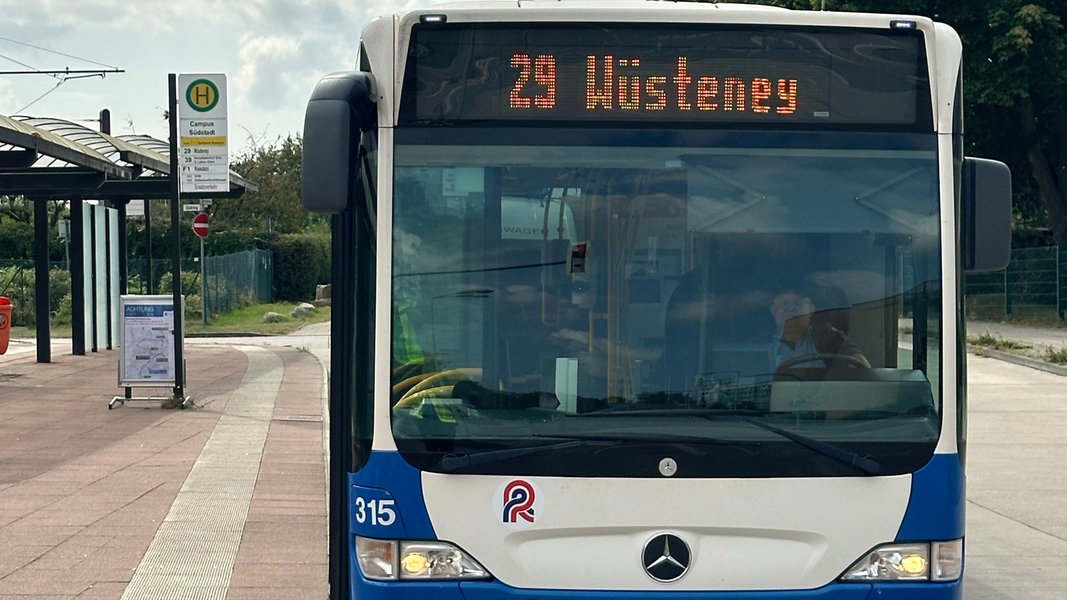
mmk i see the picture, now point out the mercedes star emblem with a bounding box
[642,533,691,582]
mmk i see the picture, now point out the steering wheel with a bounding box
[776,353,868,371]
[394,367,482,409]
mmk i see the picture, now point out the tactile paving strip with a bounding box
[122,346,281,600]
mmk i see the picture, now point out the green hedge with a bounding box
[0,265,72,327]
[272,233,330,301]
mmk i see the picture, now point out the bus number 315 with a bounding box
[354,497,397,527]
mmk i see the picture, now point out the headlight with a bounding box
[356,536,490,581]
[841,539,962,582]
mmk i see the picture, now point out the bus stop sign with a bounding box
[192,212,210,238]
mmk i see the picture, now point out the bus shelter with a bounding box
[0,113,255,363]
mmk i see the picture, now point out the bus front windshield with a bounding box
[390,128,941,478]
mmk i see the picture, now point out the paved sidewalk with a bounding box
[0,337,328,599]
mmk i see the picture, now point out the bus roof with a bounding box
[395,1,934,30]
[428,0,787,10]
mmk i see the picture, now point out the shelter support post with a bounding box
[70,196,86,356]
[32,198,50,363]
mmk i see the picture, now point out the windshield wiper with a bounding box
[569,409,879,474]
[739,417,881,475]
[439,439,613,473]
[437,429,746,473]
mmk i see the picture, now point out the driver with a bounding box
[769,289,870,369]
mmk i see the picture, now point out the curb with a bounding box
[186,331,272,338]
[967,344,1067,378]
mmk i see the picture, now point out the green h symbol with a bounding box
[186,79,220,112]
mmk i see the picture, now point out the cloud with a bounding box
[225,1,387,113]
[0,79,18,111]
[0,0,448,149]
[0,0,189,45]
[226,2,366,136]
[236,34,303,111]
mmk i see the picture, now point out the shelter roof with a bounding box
[0,114,255,199]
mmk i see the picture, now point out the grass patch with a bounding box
[11,302,331,339]
[1043,346,1067,365]
[967,332,1031,352]
[967,331,1067,366]
[12,325,72,339]
[185,302,331,335]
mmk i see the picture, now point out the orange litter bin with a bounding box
[0,296,11,355]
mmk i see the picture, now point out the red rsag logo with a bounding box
[502,479,536,524]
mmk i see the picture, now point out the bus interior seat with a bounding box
[808,283,852,335]
[656,269,776,390]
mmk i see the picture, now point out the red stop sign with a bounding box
[192,212,210,238]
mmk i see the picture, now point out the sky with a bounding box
[0,0,435,156]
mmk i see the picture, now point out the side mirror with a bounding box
[961,157,1011,273]
[301,72,376,213]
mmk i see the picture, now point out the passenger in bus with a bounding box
[769,288,870,369]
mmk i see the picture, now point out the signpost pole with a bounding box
[168,73,186,405]
[200,235,207,326]
[191,211,210,326]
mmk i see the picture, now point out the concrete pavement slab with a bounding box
[965,349,1067,598]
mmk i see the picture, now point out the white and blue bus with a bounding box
[302,2,1011,598]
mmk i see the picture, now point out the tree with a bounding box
[0,196,71,261]
[219,135,324,237]
[953,2,1067,243]
[222,135,331,298]
[725,0,1067,245]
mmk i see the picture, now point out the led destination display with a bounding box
[510,53,798,115]
[401,23,931,127]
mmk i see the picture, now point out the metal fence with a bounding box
[964,246,1067,321]
[127,248,273,316]
[1,248,273,327]
[0,260,51,327]
[204,248,273,314]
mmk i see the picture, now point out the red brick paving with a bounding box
[0,341,328,599]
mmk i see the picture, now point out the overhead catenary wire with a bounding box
[0,34,124,113]
[0,33,121,71]
[14,79,66,114]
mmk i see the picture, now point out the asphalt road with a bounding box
[965,351,1067,598]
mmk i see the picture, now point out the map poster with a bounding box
[118,295,184,387]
